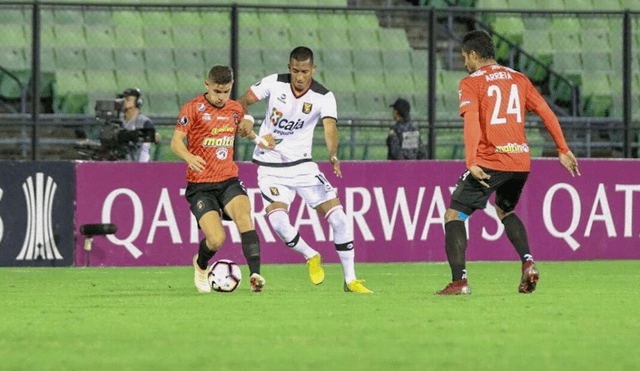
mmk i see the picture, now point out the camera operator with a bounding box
[118,88,161,162]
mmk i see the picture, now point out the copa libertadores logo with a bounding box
[15,172,63,261]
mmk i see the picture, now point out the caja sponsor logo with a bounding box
[269,107,305,131]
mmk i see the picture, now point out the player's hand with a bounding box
[238,118,254,137]
[559,151,580,177]
[330,155,342,178]
[187,154,206,173]
[258,133,276,150]
[469,165,490,188]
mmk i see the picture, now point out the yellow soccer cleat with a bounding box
[344,279,373,293]
[306,254,325,285]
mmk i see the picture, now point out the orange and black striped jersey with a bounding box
[175,94,243,183]
[459,64,569,172]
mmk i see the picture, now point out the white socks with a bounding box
[326,206,356,284]
[267,209,318,260]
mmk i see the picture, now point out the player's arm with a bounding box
[171,130,206,173]
[237,89,260,137]
[527,85,580,176]
[322,117,342,178]
[463,111,491,188]
[238,114,275,150]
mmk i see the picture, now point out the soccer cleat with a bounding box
[435,279,471,295]
[519,261,539,294]
[306,254,325,285]
[344,279,373,293]
[250,273,266,293]
[192,254,211,293]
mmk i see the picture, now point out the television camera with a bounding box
[76,99,156,161]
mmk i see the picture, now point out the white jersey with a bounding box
[248,73,337,167]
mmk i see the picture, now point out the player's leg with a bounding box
[194,210,226,293]
[495,172,538,293]
[221,179,265,292]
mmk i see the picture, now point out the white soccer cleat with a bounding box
[192,254,211,293]
[250,273,266,293]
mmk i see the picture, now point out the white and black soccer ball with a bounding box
[207,259,242,293]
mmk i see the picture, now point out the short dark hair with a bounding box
[461,30,495,60]
[207,65,233,85]
[290,46,314,64]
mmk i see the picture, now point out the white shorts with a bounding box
[257,162,338,208]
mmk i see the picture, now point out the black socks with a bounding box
[445,220,467,281]
[501,213,532,264]
[241,230,261,275]
[197,238,215,270]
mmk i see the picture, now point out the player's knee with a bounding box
[206,234,225,251]
[267,208,297,241]
[325,206,352,244]
[445,208,467,222]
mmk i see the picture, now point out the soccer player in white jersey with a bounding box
[238,46,372,293]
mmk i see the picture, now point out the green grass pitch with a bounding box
[1,261,639,371]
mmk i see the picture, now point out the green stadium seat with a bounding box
[352,50,383,72]
[354,71,384,92]
[175,48,205,72]
[354,92,387,118]
[200,11,231,28]
[410,49,428,73]
[238,48,263,72]
[201,26,230,49]
[0,69,28,98]
[580,16,612,30]
[378,28,411,50]
[411,94,428,119]
[476,0,508,8]
[333,91,359,118]
[262,48,288,72]
[237,27,261,48]
[38,25,56,46]
[564,0,593,10]
[85,48,116,70]
[581,30,611,51]
[260,26,291,50]
[237,69,266,97]
[85,25,116,48]
[620,0,640,10]
[491,16,525,43]
[517,54,550,83]
[55,47,87,70]
[83,9,112,25]
[40,9,56,25]
[144,26,173,48]
[112,11,144,26]
[385,72,416,94]
[346,12,379,29]
[287,12,320,29]
[53,9,83,24]
[290,29,321,50]
[114,26,144,48]
[412,71,428,94]
[203,47,230,67]
[114,48,145,70]
[536,0,564,10]
[322,70,355,93]
[522,15,550,30]
[382,49,412,72]
[259,12,290,27]
[349,30,381,50]
[522,30,551,57]
[317,13,349,30]
[550,31,581,52]
[141,10,172,25]
[321,49,353,71]
[52,25,87,47]
[147,69,178,92]
[582,52,613,74]
[0,8,26,24]
[318,28,351,50]
[170,11,201,26]
[439,70,467,93]
[0,48,26,70]
[550,17,581,32]
[581,73,613,116]
[177,70,205,93]
[144,48,175,69]
[549,73,580,102]
[116,69,149,91]
[172,26,203,48]
[85,69,119,94]
[552,52,583,75]
[55,70,87,94]
[38,47,56,72]
[148,92,180,116]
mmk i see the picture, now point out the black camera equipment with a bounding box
[77,99,156,161]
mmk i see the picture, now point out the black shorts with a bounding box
[449,167,529,216]
[185,177,248,222]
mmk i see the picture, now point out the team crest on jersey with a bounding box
[233,112,240,125]
[270,187,280,196]
[270,108,284,125]
[197,200,204,211]
[216,147,229,160]
[203,113,211,121]
[302,102,312,114]
[197,103,206,112]
[179,116,188,126]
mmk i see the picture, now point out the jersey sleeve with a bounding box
[320,91,338,121]
[458,78,479,117]
[248,73,277,102]
[175,102,194,133]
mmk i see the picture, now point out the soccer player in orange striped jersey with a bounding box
[436,30,580,296]
[171,65,274,293]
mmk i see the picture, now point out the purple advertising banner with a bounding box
[75,159,640,267]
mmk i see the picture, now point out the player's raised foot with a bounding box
[519,261,539,294]
[344,279,373,293]
[250,273,266,293]
[306,254,325,285]
[192,254,211,293]
[436,279,471,295]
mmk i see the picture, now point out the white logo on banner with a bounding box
[16,173,63,261]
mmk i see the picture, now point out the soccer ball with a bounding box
[207,259,242,293]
